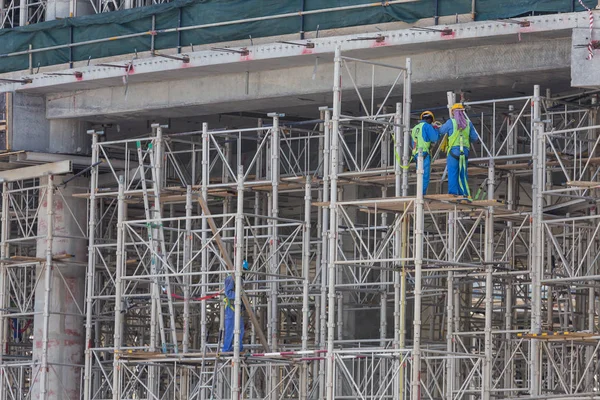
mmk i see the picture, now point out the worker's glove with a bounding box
[432,121,442,129]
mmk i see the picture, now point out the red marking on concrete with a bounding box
[36,339,60,349]
[64,329,82,337]
[240,55,253,62]
[301,48,313,55]
[127,65,135,74]
[64,339,81,346]
[371,40,388,48]
[441,31,456,39]
[519,26,534,34]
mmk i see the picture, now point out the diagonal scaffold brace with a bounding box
[197,195,272,353]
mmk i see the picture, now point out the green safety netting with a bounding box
[0,0,595,74]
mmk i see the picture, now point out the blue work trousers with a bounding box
[413,152,431,195]
[447,147,470,197]
[222,307,244,352]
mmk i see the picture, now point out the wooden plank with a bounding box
[567,180,600,188]
[517,331,597,341]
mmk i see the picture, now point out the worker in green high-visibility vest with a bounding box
[438,103,479,198]
[411,110,440,195]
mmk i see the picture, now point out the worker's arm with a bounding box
[423,123,439,143]
[468,121,479,143]
[224,276,236,300]
[438,120,453,136]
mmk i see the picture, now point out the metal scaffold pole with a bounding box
[393,101,402,396]
[400,58,412,400]
[231,166,244,399]
[326,45,342,400]
[319,107,331,400]
[411,149,425,400]
[0,182,8,400]
[112,177,125,400]
[483,159,495,400]
[530,84,543,396]
[268,112,281,399]
[300,176,312,400]
[83,130,100,400]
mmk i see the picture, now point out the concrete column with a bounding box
[48,119,91,155]
[31,175,88,400]
[45,0,94,20]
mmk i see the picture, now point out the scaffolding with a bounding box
[1,46,600,400]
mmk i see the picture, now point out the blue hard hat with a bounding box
[243,260,249,270]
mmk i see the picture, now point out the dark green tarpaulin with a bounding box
[0,0,596,74]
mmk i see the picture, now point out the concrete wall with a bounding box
[571,28,600,88]
[8,93,50,152]
[6,93,91,153]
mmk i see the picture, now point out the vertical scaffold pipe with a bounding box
[200,123,209,400]
[181,185,193,398]
[112,177,125,400]
[232,166,245,399]
[483,159,495,400]
[300,177,312,400]
[530,85,543,396]
[446,210,456,400]
[326,46,342,400]
[445,91,457,400]
[269,113,281,400]
[0,182,9,400]
[400,59,412,398]
[411,149,425,400]
[380,103,390,352]
[319,108,331,400]
[394,102,403,398]
[83,132,100,400]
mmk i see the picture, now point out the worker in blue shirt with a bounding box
[222,260,249,352]
[411,111,440,195]
[438,104,479,198]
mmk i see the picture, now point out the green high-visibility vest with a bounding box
[447,119,471,154]
[224,297,235,311]
[411,122,430,155]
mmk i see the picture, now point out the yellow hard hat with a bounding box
[420,111,434,120]
[451,103,464,111]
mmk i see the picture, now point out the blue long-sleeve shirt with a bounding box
[224,276,245,313]
[224,276,235,302]
[438,119,479,145]
[413,120,440,153]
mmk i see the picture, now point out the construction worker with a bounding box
[222,260,249,352]
[438,104,479,198]
[411,111,440,195]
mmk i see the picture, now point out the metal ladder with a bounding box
[136,137,179,353]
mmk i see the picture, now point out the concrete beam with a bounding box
[2,12,591,96]
[0,160,72,181]
[45,37,572,120]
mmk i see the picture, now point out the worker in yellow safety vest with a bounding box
[438,103,479,198]
[411,110,440,195]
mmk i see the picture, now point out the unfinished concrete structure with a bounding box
[1,1,600,399]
